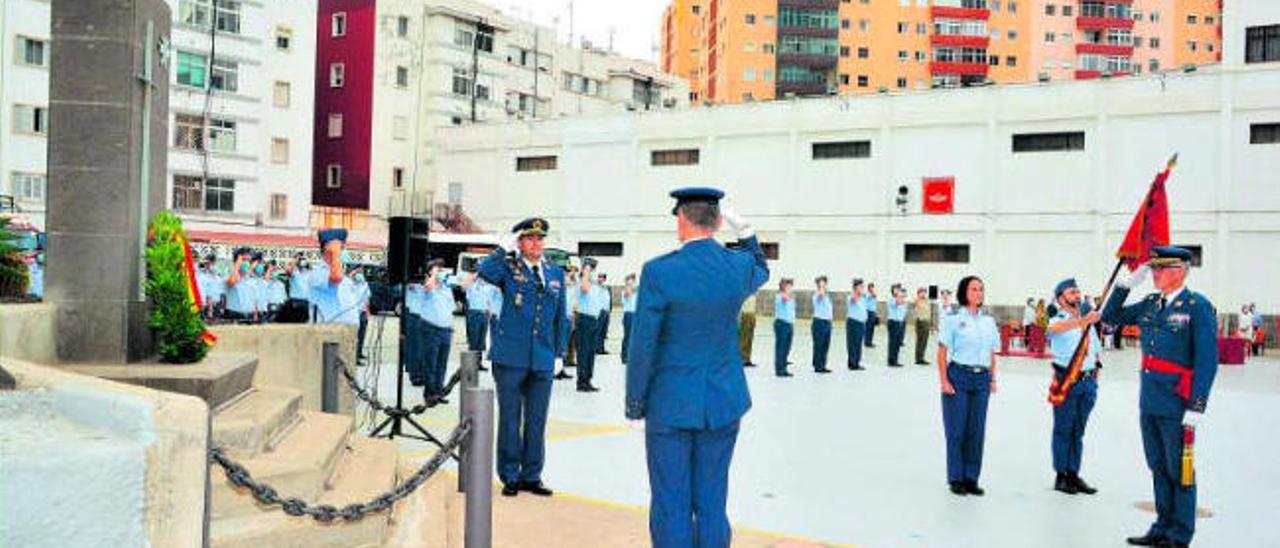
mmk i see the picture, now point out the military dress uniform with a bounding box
[1102,247,1218,548]
[1046,278,1102,494]
[477,218,568,496]
[810,282,834,373]
[626,187,769,548]
[845,287,867,370]
[939,305,1001,494]
[774,288,796,377]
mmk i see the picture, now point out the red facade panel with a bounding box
[313,0,377,210]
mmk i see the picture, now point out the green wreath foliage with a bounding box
[145,211,210,364]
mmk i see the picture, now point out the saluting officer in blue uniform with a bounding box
[574,258,606,392]
[415,259,458,402]
[773,278,796,378]
[864,283,880,348]
[626,187,769,548]
[477,217,568,498]
[887,286,909,367]
[463,273,491,357]
[1046,278,1102,495]
[1104,247,1218,548]
[810,275,834,374]
[937,275,1001,496]
[846,278,868,370]
[310,230,363,326]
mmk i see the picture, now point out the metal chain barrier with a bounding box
[336,357,462,417]
[209,419,472,522]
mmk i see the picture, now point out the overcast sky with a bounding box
[490,0,668,63]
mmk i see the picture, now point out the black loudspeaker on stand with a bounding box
[369,216,446,449]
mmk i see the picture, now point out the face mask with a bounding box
[240,262,250,273]
[354,273,366,283]
[340,250,351,265]
[435,271,448,283]
[254,264,266,276]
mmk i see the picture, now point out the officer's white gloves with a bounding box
[1182,410,1205,428]
[721,206,754,239]
[1117,264,1151,289]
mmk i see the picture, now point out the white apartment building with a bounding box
[314,0,689,247]
[0,0,52,230]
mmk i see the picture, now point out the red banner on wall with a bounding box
[922,177,955,214]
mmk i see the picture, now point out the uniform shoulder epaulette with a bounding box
[1143,293,1161,303]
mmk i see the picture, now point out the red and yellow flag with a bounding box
[177,233,217,346]
[1115,154,1175,271]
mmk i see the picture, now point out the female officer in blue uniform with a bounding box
[936,275,1001,496]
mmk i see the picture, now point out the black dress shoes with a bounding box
[776,371,794,378]
[1070,473,1098,495]
[964,481,985,496]
[1125,534,1166,546]
[743,361,756,368]
[501,484,519,497]
[814,368,832,374]
[1054,473,1078,494]
[519,481,554,496]
[949,482,968,496]
[554,371,573,380]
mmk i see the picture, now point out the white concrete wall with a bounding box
[436,64,1280,312]
[0,0,51,230]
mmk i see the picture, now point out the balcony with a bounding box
[778,25,839,39]
[930,6,990,21]
[930,61,989,76]
[1076,43,1134,56]
[931,34,990,48]
[1075,70,1131,79]
[778,0,840,8]
[776,81,831,96]
[777,53,839,69]
[1076,16,1135,31]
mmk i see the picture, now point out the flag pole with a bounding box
[1050,153,1177,406]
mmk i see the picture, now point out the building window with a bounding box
[989,55,999,66]
[475,83,490,101]
[1045,4,1055,16]
[812,140,871,160]
[448,182,463,204]
[857,75,868,87]
[172,175,203,210]
[858,47,869,59]
[214,0,240,33]
[453,67,472,96]
[859,19,868,32]
[205,178,235,212]
[1062,5,1073,17]
[1188,41,1197,52]
[1012,131,1085,153]
[393,167,406,189]
[743,69,755,81]
[763,69,774,81]
[176,51,207,88]
[396,66,410,87]
[841,19,851,30]
[916,51,926,61]
[839,74,850,85]
[330,63,345,87]
[397,16,410,37]
[651,149,700,166]
[1008,1,1017,13]
[276,26,292,50]
[1187,14,1197,25]
[332,13,347,37]
[393,116,409,140]
[1150,37,1160,49]
[13,105,48,136]
[1251,123,1280,145]
[326,164,342,188]
[898,22,908,34]
[1205,16,1215,25]
[578,242,624,257]
[1246,25,1280,64]
[898,50,908,61]
[179,0,211,27]
[904,244,970,264]
[746,14,756,24]
[1044,32,1055,43]
[1007,56,1017,67]
[180,0,239,33]
[273,81,290,107]
[174,113,204,149]
[207,118,236,152]
[917,23,928,35]
[516,156,558,172]
[270,193,288,220]
[763,43,775,54]
[271,137,289,164]
[328,114,343,138]
[211,59,238,92]
[896,77,907,88]
[1149,59,1160,72]
[17,37,48,67]
[1008,29,1018,40]
[11,172,46,201]
[840,46,850,57]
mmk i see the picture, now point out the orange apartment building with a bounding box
[660,0,1223,104]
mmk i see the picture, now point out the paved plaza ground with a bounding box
[358,315,1280,547]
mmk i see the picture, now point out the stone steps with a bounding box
[210,411,352,520]
[212,386,304,457]
[210,437,399,548]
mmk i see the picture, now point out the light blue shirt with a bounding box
[353,280,371,311]
[486,283,503,318]
[564,280,577,318]
[622,289,637,313]
[940,308,1001,368]
[309,264,361,325]
[413,274,457,328]
[226,273,257,314]
[775,294,796,323]
[200,268,225,304]
[811,291,833,321]
[863,295,879,316]
[266,279,288,306]
[577,282,608,317]
[27,262,43,298]
[888,299,908,322]
[290,268,313,301]
[247,277,268,312]
[1048,308,1101,370]
[465,279,489,312]
[846,293,867,323]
